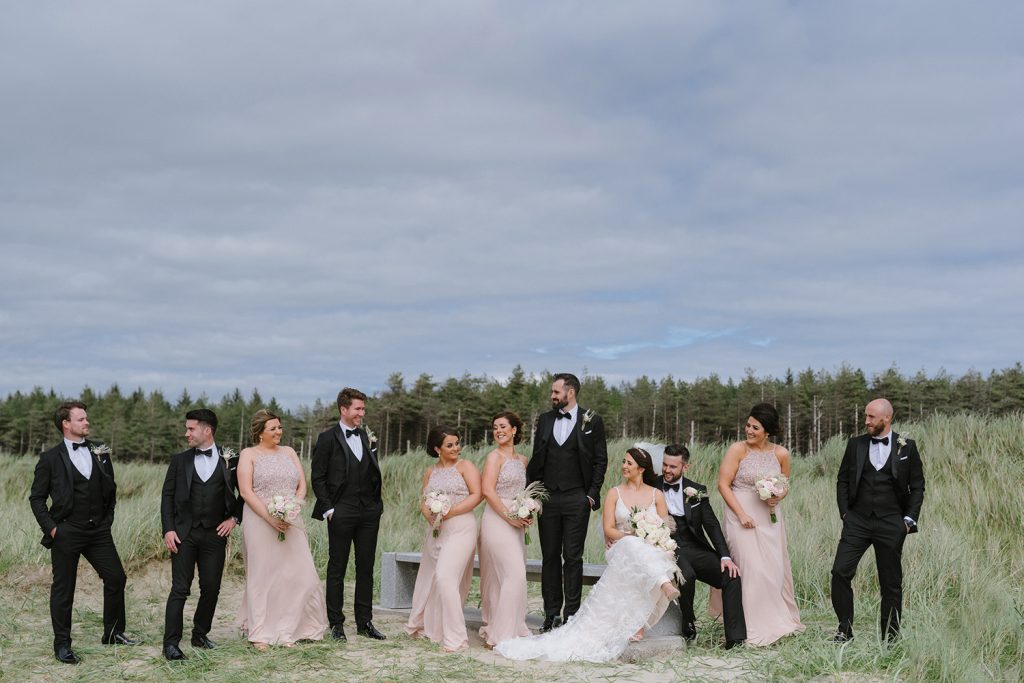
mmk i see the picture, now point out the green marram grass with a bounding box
[1,412,1021,681]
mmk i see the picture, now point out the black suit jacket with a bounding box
[160,446,243,540]
[836,431,925,531]
[310,424,382,520]
[29,440,117,548]
[527,406,608,510]
[658,475,731,558]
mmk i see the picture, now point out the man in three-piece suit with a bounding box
[526,373,608,632]
[832,398,925,642]
[28,401,140,665]
[659,444,746,648]
[160,409,243,661]
[311,387,386,642]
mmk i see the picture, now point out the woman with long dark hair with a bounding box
[496,448,681,662]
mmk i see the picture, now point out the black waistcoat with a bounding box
[68,463,104,525]
[337,450,381,513]
[852,453,902,518]
[544,433,584,492]
[190,466,227,528]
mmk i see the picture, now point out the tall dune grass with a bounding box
[2,412,1022,680]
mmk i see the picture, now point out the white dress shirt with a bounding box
[663,479,685,517]
[553,405,578,446]
[870,431,893,471]
[64,438,92,478]
[341,420,364,462]
[194,443,219,482]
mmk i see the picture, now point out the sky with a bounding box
[2,1,1022,407]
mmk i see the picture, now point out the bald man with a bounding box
[831,399,925,642]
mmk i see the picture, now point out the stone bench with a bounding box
[379,551,683,636]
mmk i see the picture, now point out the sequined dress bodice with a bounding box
[495,458,527,499]
[733,447,780,491]
[426,463,470,506]
[252,451,300,502]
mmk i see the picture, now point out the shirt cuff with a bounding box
[721,556,731,562]
[323,508,334,520]
[903,516,916,526]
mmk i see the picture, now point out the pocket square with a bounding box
[899,456,908,461]
[583,430,593,435]
[690,501,701,507]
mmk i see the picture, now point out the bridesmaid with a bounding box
[236,409,328,650]
[714,402,804,645]
[404,426,483,652]
[477,411,531,649]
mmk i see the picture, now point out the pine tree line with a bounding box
[2,363,1022,461]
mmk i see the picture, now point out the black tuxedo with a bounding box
[160,446,242,646]
[311,424,383,627]
[526,406,608,621]
[832,432,925,638]
[28,440,128,651]
[658,475,746,643]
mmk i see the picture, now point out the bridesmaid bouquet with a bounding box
[424,490,452,538]
[506,481,549,545]
[268,495,301,541]
[628,507,677,554]
[755,474,789,523]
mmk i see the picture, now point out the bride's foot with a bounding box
[661,581,681,601]
[283,642,295,648]
[252,642,269,652]
[629,628,645,642]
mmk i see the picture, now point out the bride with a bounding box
[495,447,681,663]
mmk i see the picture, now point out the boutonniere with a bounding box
[581,409,596,430]
[220,447,237,464]
[895,435,908,456]
[90,444,111,463]
[683,486,707,504]
[364,427,378,447]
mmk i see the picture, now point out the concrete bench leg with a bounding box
[379,552,420,609]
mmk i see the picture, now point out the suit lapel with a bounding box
[59,443,75,483]
[855,436,869,482]
[889,431,901,478]
[334,425,357,462]
[184,449,196,496]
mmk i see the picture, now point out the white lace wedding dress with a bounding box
[495,489,681,663]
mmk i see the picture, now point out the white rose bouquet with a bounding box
[506,481,549,545]
[268,495,301,541]
[424,490,452,538]
[755,474,789,523]
[628,506,677,554]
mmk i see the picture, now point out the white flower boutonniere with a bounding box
[90,444,111,457]
[897,436,908,449]
[364,427,378,447]
[581,409,596,431]
[683,486,707,504]
[220,447,237,464]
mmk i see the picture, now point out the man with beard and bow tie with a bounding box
[311,387,386,642]
[658,443,746,649]
[29,401,141,665]
[831,398,925,642]
[526,373,608,632]
[160,409,243,661]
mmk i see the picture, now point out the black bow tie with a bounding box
[196,448,213,457]
[345,428,361,438]
[870,436,889,446]
[663,482,680,492]
[554,412,572,420]
[72,442,88,450]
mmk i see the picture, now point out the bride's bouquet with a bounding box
[268,495,301,541]
[506,481,549,545]
[628,507,677,554]
[755,474,789,523]
[424,490,452,538]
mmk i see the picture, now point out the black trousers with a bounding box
[326,508,381,626]
[675,536,746,643]
[49,521,127,651]
[831,510,907,638]
[163,525,227,646]
[537,488,591,620]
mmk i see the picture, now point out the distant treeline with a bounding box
[2,363,1023,462]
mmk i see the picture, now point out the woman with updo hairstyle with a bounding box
[236,409,327,649]
[496,446,681,662]
[477,411,531,648]
[405,426,482,651]
[713,402,804,645]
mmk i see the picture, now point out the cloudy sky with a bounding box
[2,1,1021,407]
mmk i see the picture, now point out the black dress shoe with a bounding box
[164,644,188,661]
[190,634,216,649]
[541,615,562,633]
[55,646,80,664]
[831,630,854,643]
[331,625,347,642]
[724,639,744,650]
[102,632,142,646]
[357,621,386,640]
[681,621,697,642]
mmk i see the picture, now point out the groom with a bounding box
[160,409,242,661]
[832,398,925,642]
[659,444,746,648]
[527,373,607,632]
[311,387,385,642]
